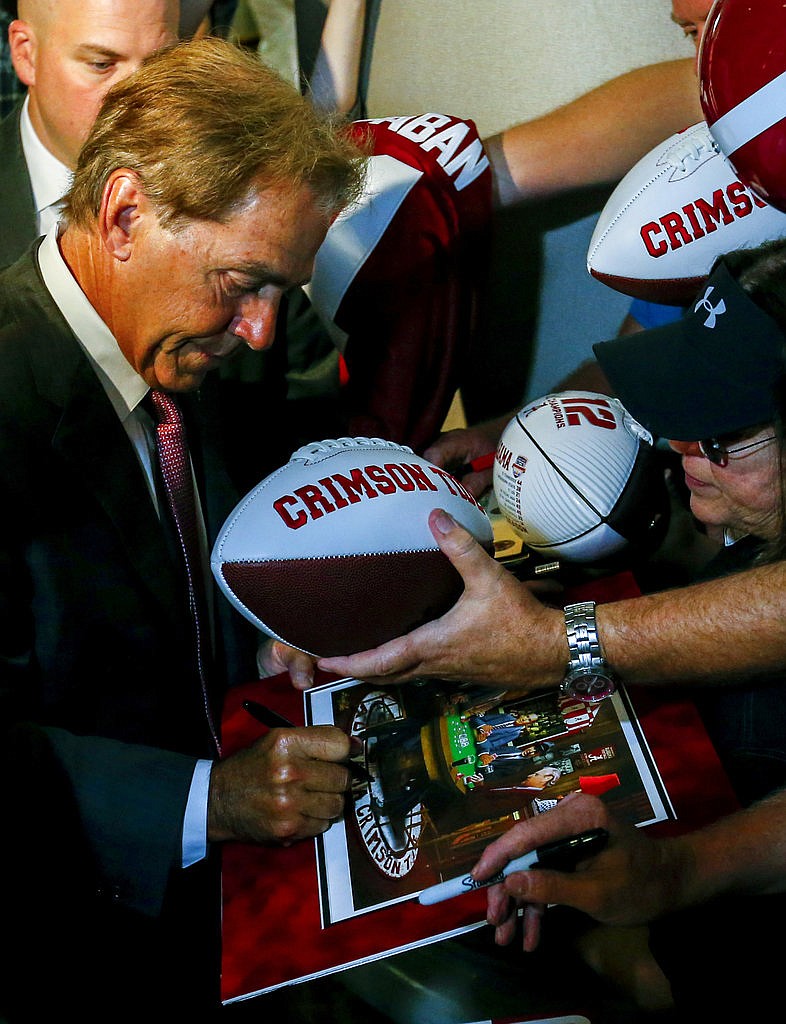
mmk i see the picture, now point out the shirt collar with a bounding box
[19,95,74,216]
[37,226,149,419]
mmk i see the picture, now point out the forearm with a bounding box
[317,518,786,694]
[668,789,786,911]
[488,58,700,207]
[597,560,786,685]
[480,791,786,937]
[44,726,193,916]
[309,0,366,114]
[475,558,786,695]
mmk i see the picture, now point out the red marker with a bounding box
[457,451,496,476]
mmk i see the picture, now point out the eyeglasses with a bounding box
[697,433,778,467]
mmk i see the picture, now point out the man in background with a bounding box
[0,0,181,265]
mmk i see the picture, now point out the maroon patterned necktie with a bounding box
[147,390,221,755]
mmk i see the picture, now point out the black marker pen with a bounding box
[418,827,609,905]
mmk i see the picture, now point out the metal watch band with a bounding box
[561,600,617,702]
[564,600,604,673]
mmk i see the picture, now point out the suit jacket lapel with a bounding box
[0,106,39,269]
[52,360,186,623]
[16,263,186,624]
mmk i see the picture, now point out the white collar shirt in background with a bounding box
[20,96,73,236]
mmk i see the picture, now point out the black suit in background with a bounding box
[0,242,261,1020]
[0,105,37,268]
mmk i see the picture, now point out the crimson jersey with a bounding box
[306,112,493,452]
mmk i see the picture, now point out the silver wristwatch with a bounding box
[560,600,617,703]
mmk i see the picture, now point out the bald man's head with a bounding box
[10,0,178,167]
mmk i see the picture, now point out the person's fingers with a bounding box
[522,902,546,952]
[472,793,607,882]
[428,508,501,585]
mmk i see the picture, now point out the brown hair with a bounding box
[64,36,366,228]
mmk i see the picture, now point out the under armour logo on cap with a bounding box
[694,285,727,328]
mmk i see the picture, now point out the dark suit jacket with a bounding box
[0,244,257,1017]
[0,105,37,268]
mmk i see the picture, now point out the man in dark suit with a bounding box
[0,36,364,1021]
[0,0,307,492]
[0,0,185,267]
[0,2,239,263]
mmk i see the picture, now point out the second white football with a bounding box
[493,392,668,563]
[587,121,786,306]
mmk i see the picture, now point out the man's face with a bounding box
[11,0,178,167]
[671,0,713,54]
[525,768,559,789]
[112,183,332,393]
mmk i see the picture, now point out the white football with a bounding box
[493,392,667,563]
[212,437,494,657]
[587,121,786,305]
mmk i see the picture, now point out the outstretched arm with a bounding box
[317,510,786,691]
[472,790,786,951]
[487,57,700,208]
[308,0,366,114]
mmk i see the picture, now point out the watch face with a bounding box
[560,673,617,703]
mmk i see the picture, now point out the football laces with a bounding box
[291,436,415,463]
[660,124,720,180]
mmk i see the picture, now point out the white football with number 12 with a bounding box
[212,437,494,657]
[493,392,667,563]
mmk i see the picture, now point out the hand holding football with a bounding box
[212,437,494,657]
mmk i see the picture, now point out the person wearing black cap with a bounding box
[595,243,786,806]
[595,255,786,500]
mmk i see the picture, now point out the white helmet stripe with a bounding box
[710,68,786,156]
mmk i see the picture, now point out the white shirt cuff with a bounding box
[182,759,213,868]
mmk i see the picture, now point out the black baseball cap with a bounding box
[593,262,786,441]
